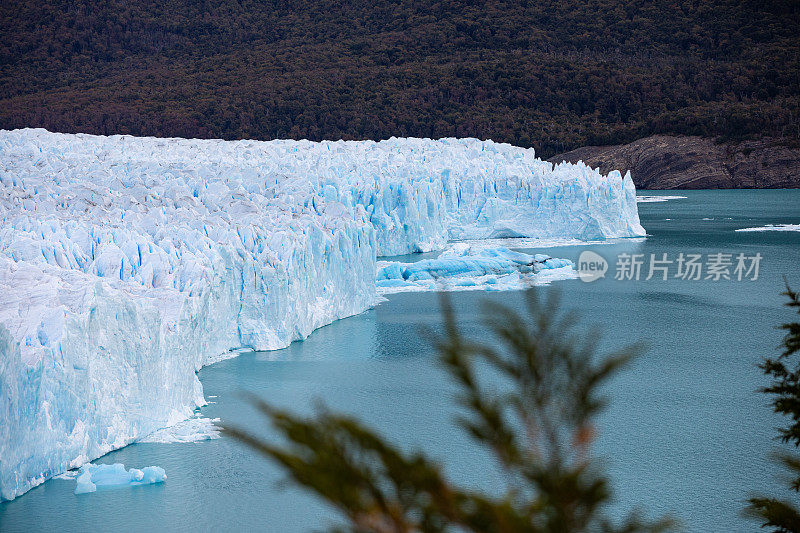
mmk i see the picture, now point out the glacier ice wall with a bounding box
[0,129,644,500]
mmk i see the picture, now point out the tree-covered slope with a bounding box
[1,0,798,157]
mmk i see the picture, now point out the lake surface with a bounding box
[2,190,799,532]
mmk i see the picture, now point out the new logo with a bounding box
[577,251,607,282]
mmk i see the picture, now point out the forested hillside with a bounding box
[1,0,798,157]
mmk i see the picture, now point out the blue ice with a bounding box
[74,463,167,495]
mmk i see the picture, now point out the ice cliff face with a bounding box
[0,128,644,501]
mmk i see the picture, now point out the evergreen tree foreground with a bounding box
[746,285,800,532]
[226,290,675,532]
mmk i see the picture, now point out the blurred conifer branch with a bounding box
[226,289,674,532]
[746,284,800,532]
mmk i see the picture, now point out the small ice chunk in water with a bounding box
[74,463,167,494]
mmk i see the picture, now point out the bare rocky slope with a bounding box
[549,136,800,189]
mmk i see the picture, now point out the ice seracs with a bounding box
[0,128,645,501]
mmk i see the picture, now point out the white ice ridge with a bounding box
[0,128,644,501]
[736,224,800,232]
[636,195,688,203]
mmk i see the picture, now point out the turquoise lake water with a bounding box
[2,190,799,532]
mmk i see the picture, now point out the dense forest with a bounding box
[1,0,798,158]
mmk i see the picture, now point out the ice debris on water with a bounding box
[736,224,800,233]
[139,417,222,444]
[636,195,687,203]
[376,244,575,293]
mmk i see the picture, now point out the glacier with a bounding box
[0,128,644,501]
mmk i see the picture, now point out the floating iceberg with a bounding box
[376,245,575,294]
[735,224,800,232]
[0,129,644,500]
[636,195,687,203]
[73,463,166,494]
